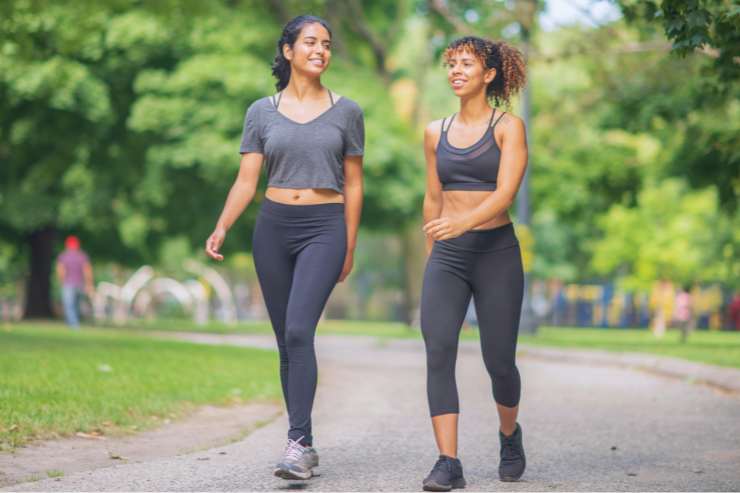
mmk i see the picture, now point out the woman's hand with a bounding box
[338,250,354,282]
[205,228,226,261]
[423,216,470,241]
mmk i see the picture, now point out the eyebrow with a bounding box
[303,36,331,42]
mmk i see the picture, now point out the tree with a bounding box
[618,0,740,85]
[591,178,736,289]
[0,2,192,317]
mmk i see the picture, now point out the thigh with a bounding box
[285,225,346,330]
[252,214,294,340]
[420,248,472,349]
[472,246,524,365]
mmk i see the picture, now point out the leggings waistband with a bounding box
[437,222,518,253]
[259,197,345,218]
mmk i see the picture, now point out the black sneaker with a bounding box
[423,455,466,491]
[498,423,526,482]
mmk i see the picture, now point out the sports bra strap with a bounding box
[442,113,456,132]
[487,108,497,127]
[328,89,335,106]
[491,110,506,129]
[273,91,283,109]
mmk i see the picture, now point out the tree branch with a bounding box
[344,0,391,81]
[427,0,473,35]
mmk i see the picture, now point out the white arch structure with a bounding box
[92,263,236,325]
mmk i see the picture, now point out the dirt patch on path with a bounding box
[0,402,281,487]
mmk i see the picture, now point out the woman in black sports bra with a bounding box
[419,36,529,491]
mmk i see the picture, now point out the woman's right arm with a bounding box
[205,152,264,261]
[422,120,443,256]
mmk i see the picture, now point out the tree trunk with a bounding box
[23,226,56,319]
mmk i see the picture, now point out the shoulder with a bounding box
[494,111,525,135]
[245,96,273,116]
[424,118,445,141]
[336,96,363,118]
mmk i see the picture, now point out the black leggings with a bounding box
[252,198,346,445]
[421,223,523,415]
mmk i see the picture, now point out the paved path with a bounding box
[8,335,740,491]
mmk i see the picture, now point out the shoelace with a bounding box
[284,437,306,462]
[501,435,521,462]
[431,457,452,475]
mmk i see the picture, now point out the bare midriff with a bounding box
[266,187,344,205]
[441,190,511,230]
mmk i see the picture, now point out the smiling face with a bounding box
[283,22,332,79]
[445,47,496,98]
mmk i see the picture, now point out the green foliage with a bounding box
[0,1,190,267]
[620,0,739,69]
[591,178,737,288]
[528,20,737,281]
[619,0,740,84]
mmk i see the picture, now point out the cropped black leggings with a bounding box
[252,198,346,446]
[421,223,524,415]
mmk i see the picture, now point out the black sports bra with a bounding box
[436,109,505,191]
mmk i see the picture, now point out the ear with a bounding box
[484,67,497,85]
[282,43,293,61]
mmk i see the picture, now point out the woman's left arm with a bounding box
[424,115,528,240]
[340,154,363,281]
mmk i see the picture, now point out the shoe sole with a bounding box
[423,478,466,491]
[273,466,312,480]
[499,463,525,482]
[500,475,522,482]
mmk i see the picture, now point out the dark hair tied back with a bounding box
[272,15,332,91]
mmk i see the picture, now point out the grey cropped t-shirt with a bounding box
[239,95,364,194]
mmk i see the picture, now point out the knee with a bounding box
[285,326,314,349]
[490,364,521,407]
[485,359,518,380]
[425,341,457,373]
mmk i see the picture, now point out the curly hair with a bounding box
[443,36,526,107]
[272,15,333,91]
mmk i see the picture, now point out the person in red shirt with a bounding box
[729,291,740,331]
[56,235,94,328]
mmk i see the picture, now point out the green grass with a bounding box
[518,327,740,369]
[0,323,281,450]
[125,318,740,369]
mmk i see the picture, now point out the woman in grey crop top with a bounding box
[205,15,364,481]
[419,37,530,490]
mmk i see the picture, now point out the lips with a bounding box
[451,78,466,88]
[309,59,324,67]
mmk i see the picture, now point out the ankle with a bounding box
[500,423,518,437]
